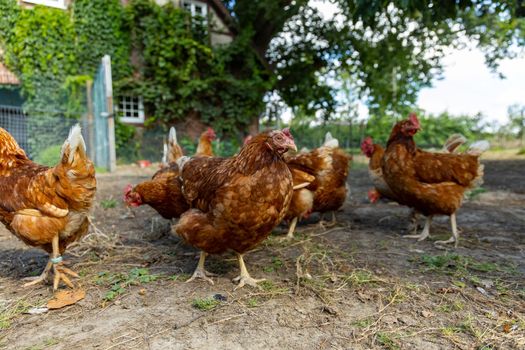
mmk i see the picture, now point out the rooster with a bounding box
[381,113,489,246]
[0,125,96,290]
[174,129,296,289]
[195,127,216,157]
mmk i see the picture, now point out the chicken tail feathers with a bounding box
[61,124,87,165]
[443,134,467,154]
[169,126,177,145]
[467,140,490,156]
[161,142,168,166]
[323,132,339,148]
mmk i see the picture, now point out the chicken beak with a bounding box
[287,140,298,152]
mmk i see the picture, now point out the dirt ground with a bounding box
[0,156,524,350]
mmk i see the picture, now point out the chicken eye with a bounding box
[275,135,284,142]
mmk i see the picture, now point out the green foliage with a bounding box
[101,198,117,209]
[4,5,77,110]
[33,144,62,167]
[96,268,159,302]
[192,297,220,311]
[73,0,131,81]
[123,0,268,134]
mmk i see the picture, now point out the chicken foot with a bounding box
[319,212,337,229]
[186,251,217,285]
[403,216,432,241]
[24,234,79,290]
[22,260,52,287]
[232,253,265,290]
[435,213,459,248]
[284,217,298,240]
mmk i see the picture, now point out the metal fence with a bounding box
[0,105,89,165]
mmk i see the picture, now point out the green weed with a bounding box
[192,297,220,311]
[101,198,117,209]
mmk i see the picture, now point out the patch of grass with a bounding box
[0,298,36,331]
[459,316,482,339]
[437,300,464,313]
[263,257,284,273]
[169,273,190,282]
[353,317,373,328]
[415,253,501,279]
[467,187,487,200]
[376,332,400,350]
[25,338,61,350]
[192,297,220,311]
[246,298,259,308]
[100,198,117,209]
[441,326,461,337]
[95,166,108,174]
[259,280,289,294]
[96,268,160,302]
[517,148,525,155]
[346,269,377,286]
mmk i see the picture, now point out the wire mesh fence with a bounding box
[0,105,90,166]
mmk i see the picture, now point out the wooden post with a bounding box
[103,55,117,172]
[85,79,95,162]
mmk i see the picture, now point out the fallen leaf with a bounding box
[503,322,512,333]
[47,289,86,310]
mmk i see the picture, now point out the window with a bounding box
[116,96,145,124]
[182,0,208,19]
[22,0,67,9]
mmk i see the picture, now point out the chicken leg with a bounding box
[24,234,79,290]
[186,251,217,285]
[232,253,265,290]
[284,217,298,240]
[319,212,337,229]
[435,213,459,248]
[403,216,432,241]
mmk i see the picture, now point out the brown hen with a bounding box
[0,125,96,290]
[381,113,489,247]
[174,129,296,289]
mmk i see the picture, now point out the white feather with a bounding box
[61,124,85,163]
[161,142,168,165]
[323,131,339,148]
[169,126,177,144]
[468,140,490,156]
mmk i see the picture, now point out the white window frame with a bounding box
[22,0,67,10]
[117,96,145,125]
[182,0,208,19]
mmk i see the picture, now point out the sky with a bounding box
[417,48,525,125]
[286,1,525,127]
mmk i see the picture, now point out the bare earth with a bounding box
[0,157,524,350]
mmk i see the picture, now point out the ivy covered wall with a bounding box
[0,0,268,144]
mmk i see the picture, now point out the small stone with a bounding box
[421,310,434,318]
[320,305,338,316]
[82,324,95,332]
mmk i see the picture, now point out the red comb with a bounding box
[408,113,419,126]
[282,127,293,139]
[124,184,133,194]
